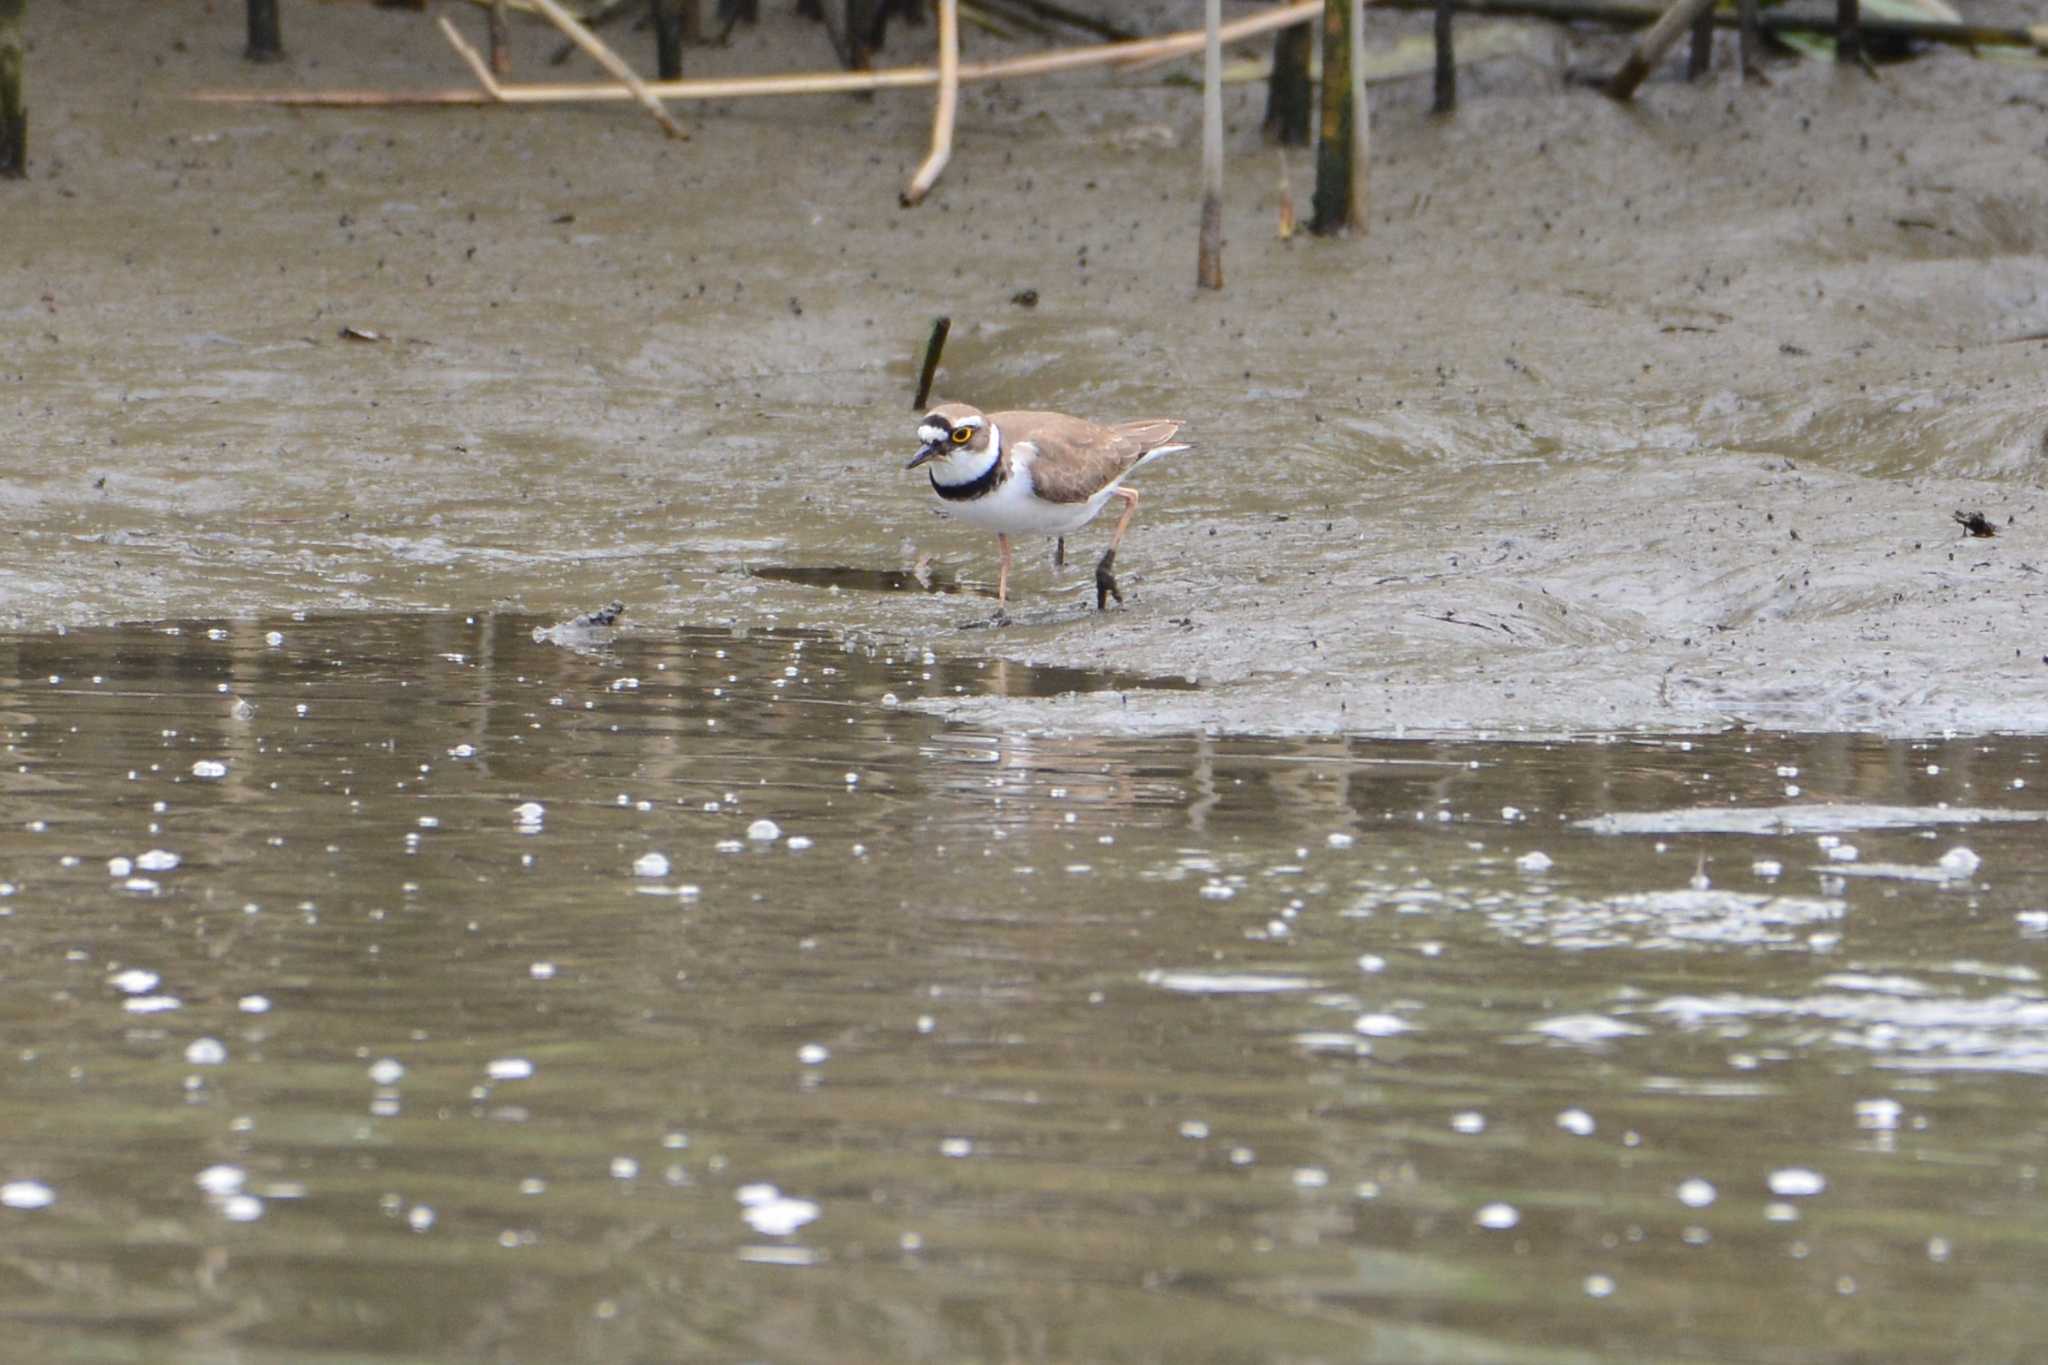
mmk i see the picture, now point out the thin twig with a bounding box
[191,87,502,106]
[541,0,639,66]
[439,15,507,96]
[901,0,960,205]
[526,0,689,136]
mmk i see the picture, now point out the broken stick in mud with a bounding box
[913,317,950,412]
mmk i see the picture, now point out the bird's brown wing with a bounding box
[999,411,1185,505]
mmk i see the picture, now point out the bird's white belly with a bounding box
[935,469,1111,536]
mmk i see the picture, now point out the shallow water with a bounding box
[3,613,2047,1363]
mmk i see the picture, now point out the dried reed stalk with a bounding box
[901,0,960,205]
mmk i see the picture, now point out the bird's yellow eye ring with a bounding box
[949,426,973,445]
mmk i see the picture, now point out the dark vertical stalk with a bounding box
[1347,0,1368,232]
[845,0,875,68]
[0,0,21,180]
[1264,23,1312,147]
[651,0,684,79]
[1310,2,1356,235]
[1835,0,1862,66]
[716,0,760,39]
[913,317,950,410]
[1737,0,1760,78]
[1432,0,1455,113]
[488,0,512,77]
[1687,0,1712,77]
[245,0,284,63]
[1197,0,1223,289]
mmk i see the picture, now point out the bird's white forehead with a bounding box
[917,422,947,443]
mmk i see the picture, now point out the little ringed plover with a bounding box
[905,402,1189,609]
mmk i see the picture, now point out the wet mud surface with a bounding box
[2,612,2047,1363]
[4,1,2047,738]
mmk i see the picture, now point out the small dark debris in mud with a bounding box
[1010,288,1039,307]
[577,600,627,627]
[1953,510,1998,539]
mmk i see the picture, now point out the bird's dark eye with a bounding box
[950,427,973,444]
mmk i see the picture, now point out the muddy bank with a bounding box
[3,0,2045,737]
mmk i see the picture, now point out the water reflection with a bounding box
[0,614,2045,1363]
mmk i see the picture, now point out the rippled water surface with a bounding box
[3,613,2047,1363]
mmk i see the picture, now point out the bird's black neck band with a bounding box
[931,458,1003,502]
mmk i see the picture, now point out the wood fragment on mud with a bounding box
[912,316,950,411]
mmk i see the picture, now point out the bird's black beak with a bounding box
[905,439,943,471]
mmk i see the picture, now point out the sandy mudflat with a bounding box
[4,0,2045,735]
